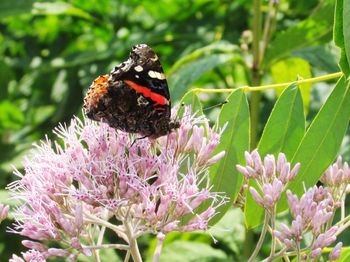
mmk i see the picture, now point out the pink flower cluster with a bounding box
[275,186,342,260]
[321,156,350,200]
[236,150,300,211]
[8,107,226,261]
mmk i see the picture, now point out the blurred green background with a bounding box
[0,0,347,261]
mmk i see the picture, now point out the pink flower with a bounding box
[237,150,300,211]
[287,186,336,234]
[321,156,350,200]
[8,107,226,259]
[329,242,343,261]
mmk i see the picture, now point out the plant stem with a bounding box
[269,209,276,259]
[250,0,262,149]
[124,220,143,262]
[84,244,130,250]
[152,233,166,262]
[248,212,270,262]
[129,236,142,262]
[261,0,279,62]
[124,251,131,262]
[191,72,343,94]
[252,0,261,70]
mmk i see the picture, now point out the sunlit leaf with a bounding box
[32,2,94,20]
[271,57,312,114]
[159,241,228,262]
[334,0,350,76]
[209,89,250,225]
[279,77,350,211]
[209,209,245,254]
[0,101,25,130]
[334,247,350,262]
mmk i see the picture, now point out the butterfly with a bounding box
[83,44,180,139]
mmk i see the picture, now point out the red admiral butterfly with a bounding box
[83,44,180,139]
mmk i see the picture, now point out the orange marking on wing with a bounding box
[124,80,169,106]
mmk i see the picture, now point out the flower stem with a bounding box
[191,72,343,94]
[260,0,279,62]
[124,251,131,262]
[269,209,276,259]
[129,236,142,262]
[85,244,130,250]
[124,219,143,262]
[153,233,166,262]
[248,212,269,262]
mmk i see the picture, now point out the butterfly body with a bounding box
[84,44,180,138]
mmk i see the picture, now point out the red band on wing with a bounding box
[124,80,169,106]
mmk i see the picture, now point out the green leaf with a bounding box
[0,61,15,100]
[159,241,228,262]
[168,41,238,75]
[258,83,305,158]
[334,0,350,76]
[280,77,350,211]
[334,247,350,262]
[271,58,312,114]
[32,2,94,20]
[209,209,245,254]
[178,91,203,117]
[344,1,350,74]
[169,53,236,101]
[293,46,339,73]
[209,89,250,225]
[245,83,305,228]
[0,101,25,131]
[0,0,35,18]
[264,1,335,67]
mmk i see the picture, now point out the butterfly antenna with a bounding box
[202,100,228,112]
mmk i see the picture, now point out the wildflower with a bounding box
[309,226,339,260]
[236,150,300,210]
[321,156,350,200]
[287,186,336,234]
[275,186,341,257]
[8,107,226,260]
[329,242,343,261]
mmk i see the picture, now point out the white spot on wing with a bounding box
[134,65,143,72]
[148,70,157,78]
[148,70,166,80]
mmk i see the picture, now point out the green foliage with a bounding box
[264,0,335,68]
[334,0,350,76]
[169,53,236,101]
[209,89,250,225]
[159,241,228,262]
[271,58,312,114]
[286,77,350,207]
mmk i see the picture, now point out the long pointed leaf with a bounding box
[279,77,350,211]
[209,89,250,225]
[334,0,350,76]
